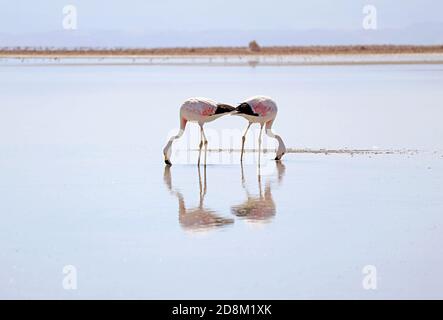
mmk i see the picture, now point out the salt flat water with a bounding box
[0,63,443,299]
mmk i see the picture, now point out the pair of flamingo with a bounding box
[163,95,287,165]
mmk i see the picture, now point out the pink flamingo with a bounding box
[234,96,287,161]
[163,97,234,166]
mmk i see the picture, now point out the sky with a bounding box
[1,0,442,46]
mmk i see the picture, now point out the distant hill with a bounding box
[1,24,442,48]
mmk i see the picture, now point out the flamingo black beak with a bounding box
[165,159,172,166]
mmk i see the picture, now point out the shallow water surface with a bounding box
[0,64,443,299]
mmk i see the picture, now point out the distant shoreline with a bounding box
[1,45,443,57]
[2,45,443,66]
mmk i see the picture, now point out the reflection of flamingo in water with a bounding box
[231,162,286,223]
[163,165,234,232]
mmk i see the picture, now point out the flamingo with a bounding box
[163,97,235,166]
[163,165,234,232]
[233,96,287,161]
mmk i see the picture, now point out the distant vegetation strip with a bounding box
[1,45,443,57]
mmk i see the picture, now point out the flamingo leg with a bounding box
[197,164,203,206]
[240,122,252,163]
[203,164,207,196]
[258,165,263,199]
[201,126,208,166]
[240,161,252,199]
[197,125,204,166]
[258,123,264,166]
[240,160,246,187]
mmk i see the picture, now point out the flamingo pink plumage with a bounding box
[234,96,287,161]
[163,97,234,166]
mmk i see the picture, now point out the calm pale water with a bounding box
[1,63,443,299]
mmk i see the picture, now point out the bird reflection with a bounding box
[163,165,234,232]
[231,161,286,223]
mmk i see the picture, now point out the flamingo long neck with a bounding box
[266,128,286,154]
[163,129,184,159]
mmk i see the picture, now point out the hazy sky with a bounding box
[1,0,443,33]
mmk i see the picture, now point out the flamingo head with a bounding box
[274,137,287,161]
